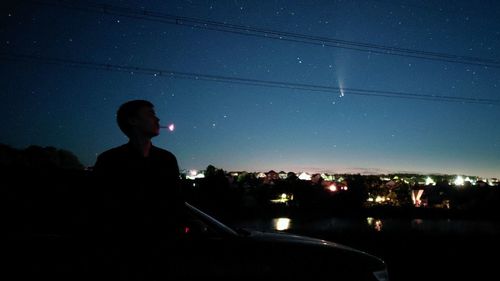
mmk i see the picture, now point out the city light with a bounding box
[425,176,436,186]
[186,170,205,180]
[412,189,424,206]
[298,172,311,181]
[454,176,464,186]
[464,177,475,185]
[328,184,337,192]
[321,173,334,181]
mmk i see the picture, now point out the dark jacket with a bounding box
[92,143,184,240]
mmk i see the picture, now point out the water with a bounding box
[235,216,500,236]
[232,217,500,281]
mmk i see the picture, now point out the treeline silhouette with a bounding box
[2,144,89,236]
[0,144,84,170]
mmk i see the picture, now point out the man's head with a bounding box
[117,100,160,139]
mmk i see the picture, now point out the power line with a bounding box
[24,0,500,69]
[2,52,498,106]
[371,0,500,18]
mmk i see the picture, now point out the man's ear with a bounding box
[128,117,138,126]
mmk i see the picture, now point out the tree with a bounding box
[0,143,84,170]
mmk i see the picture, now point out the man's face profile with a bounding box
[129,106,160,138]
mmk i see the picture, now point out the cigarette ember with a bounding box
[160,124,175,131]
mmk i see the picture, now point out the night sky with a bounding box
[1,0,499,177]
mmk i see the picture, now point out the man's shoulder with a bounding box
[97,144,129,161]
[151,145,177,160]
[151,146,179,173]
[93,144,130,172]
[96,144,128,164]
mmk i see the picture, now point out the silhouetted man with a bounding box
[92,100,184,279]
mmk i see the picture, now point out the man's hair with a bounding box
[116,100,154,137]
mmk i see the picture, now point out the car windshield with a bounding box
[184,202,238,237]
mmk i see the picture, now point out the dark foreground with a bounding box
[4,169,499,280]
[4,170,387,280]
[231,216,500,281]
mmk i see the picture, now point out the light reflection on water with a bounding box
[374,219,383,232]
[366,217,383,232]
[237,216,500,236]
[273,217,291,231]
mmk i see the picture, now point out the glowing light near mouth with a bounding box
[161,123,175,131]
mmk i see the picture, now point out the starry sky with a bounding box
[1,0,499,177]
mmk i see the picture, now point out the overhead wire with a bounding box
[2,52,498,106]
[6,1,499,105]
[22,0,500,69]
